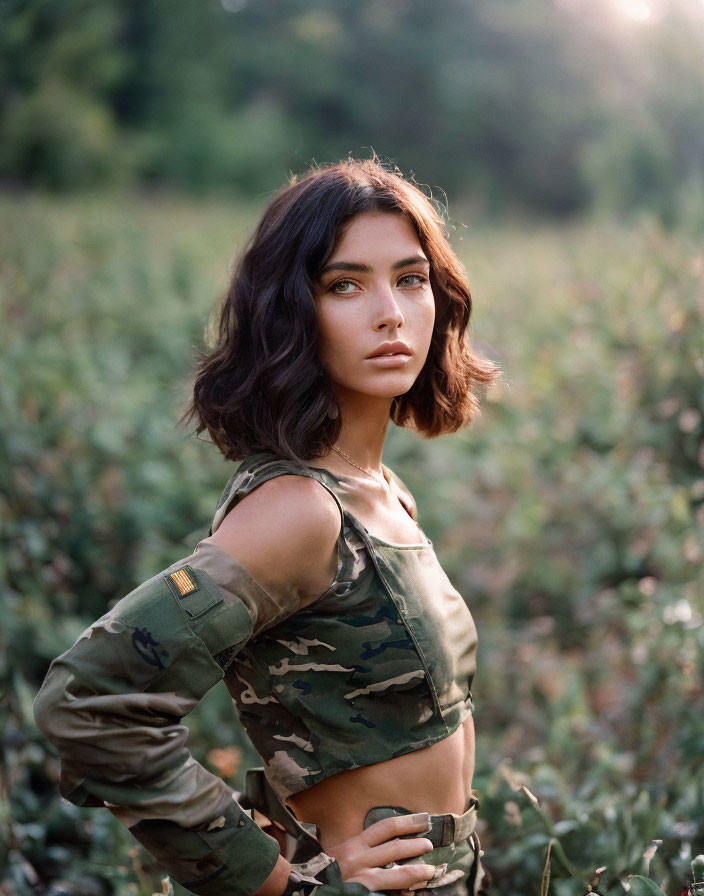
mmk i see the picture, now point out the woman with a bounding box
[34,159,499,896]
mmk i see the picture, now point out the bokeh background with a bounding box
[1,1,703,895]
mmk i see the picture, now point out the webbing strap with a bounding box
[363,800,478,849]
[244,768,322,862]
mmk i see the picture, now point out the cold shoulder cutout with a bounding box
[207,472,341,608]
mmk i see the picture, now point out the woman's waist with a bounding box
[287,716,475,852]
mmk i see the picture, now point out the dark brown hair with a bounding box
[187,158,500,461]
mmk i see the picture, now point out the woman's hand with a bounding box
[327,812,437,893]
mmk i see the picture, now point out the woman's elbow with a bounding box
[33,667,76,751]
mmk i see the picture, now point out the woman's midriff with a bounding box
[286,715,475,853]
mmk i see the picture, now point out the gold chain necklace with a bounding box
[331,445,388,487]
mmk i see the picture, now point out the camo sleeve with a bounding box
[33,539,301,896]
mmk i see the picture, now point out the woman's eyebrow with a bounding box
[393,255,430,270]
[320,261,371,274]
[319,255,429,275]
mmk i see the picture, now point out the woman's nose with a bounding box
[373,285,405,331]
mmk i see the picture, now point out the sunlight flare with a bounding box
[614,0,654,21]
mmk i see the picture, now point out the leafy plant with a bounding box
[1,197,702,894]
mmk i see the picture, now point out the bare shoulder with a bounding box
[206,474,341,600]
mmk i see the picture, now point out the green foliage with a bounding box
[1,196,702,894]
[1,0,703,218]
[578,7,704,227]
[0,0,129,189]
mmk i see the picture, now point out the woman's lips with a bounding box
[366,341,413,360]
[364,352,413,367]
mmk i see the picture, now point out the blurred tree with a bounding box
[0,0,128,188]
[0,0,702,219]
[577,1,704,225]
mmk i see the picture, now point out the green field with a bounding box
[1,195,702,896]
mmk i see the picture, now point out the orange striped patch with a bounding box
[170,568,196,596]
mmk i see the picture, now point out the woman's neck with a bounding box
[330,393,392,473]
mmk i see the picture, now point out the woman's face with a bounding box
[315,211,435,407]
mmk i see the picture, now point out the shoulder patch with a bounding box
[167,567,198,597]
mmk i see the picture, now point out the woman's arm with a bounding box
[33,476,341,896]
[34,474,439,895]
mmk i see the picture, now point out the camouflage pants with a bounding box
[243,770,487,896]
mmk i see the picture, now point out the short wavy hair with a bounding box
[187,158,500,461]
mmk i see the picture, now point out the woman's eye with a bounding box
[331,279,358,294]
[397,274,427,288]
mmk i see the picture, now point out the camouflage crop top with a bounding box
[215,453,478,799]
[33,451,478,896]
